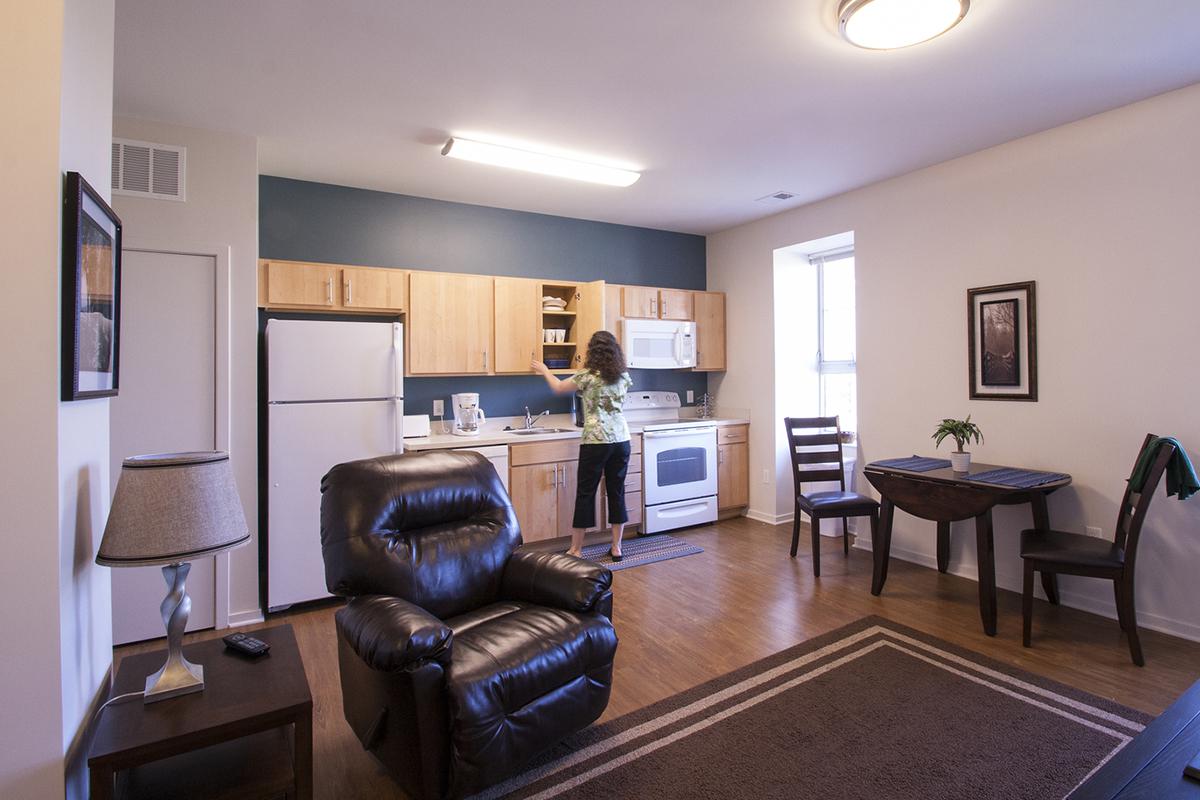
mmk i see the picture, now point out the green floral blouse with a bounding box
[572,369,633,444]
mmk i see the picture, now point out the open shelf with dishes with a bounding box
[538,281,604,374]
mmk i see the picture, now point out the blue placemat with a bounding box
[869,456,952,472]
[966,468,1070,489]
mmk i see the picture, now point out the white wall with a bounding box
[0,4,69,796]
[1,1,115,797]
[709,82,1200,640]
[59,8,116,796]
[111,118,261,623]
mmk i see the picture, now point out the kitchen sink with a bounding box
[507,427,575,435]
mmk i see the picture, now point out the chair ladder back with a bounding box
[784,416,847,493]
[1114,434,1175,570]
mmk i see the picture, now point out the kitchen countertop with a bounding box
[403,414,749,451]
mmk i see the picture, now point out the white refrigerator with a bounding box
[267,319,404,611]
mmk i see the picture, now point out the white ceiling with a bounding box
[113,1,1200,234]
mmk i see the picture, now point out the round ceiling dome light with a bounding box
[838,0,970,50]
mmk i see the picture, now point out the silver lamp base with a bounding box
[144,561,205,703]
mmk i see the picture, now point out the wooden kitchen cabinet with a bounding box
[657,289,694,321]
[494,277,540,374]
[342,266,407,312]
[509,463,560,543]
[407,272,494,375]
[717,425,749,511]
[262,259,340,308]
[621,286,659,319]
[693,291,726,371]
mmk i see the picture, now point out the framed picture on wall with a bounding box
[62,171,122,400]
[967,281,1036,401]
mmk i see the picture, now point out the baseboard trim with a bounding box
[751,509,857,537]
[851,539,1200,643]
[227,609,265,628]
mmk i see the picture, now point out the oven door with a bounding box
[643,426,718,505]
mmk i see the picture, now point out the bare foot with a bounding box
[566,549,583,558]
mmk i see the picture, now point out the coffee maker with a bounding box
[450,393,486,436]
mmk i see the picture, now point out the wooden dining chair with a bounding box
[784,416,879,577]
[1020,434,1176,666]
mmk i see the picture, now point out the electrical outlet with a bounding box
[686,390,694,404]
[432,399,444,416]
[1086,525,1102,538]
[762,468,770,483]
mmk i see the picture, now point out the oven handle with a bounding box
[644,427,716,439]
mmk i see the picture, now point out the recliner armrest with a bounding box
[335,595,453,671]
[500,551,613,613]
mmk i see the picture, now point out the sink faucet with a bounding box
[523,406,550,430]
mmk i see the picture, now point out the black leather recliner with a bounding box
[320,450,618,799]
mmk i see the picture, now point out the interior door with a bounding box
[109,250,217,645]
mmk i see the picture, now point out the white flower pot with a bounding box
[949,451,972,472]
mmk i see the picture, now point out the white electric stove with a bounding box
[626,391,718,533]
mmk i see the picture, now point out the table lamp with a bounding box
[97,452,250,703]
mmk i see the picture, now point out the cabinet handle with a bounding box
[552,464,558,487]
[651,297,658,316]
[483,350,488,370]
[326,278,334,305]
[345,277,352,304]
[661,297,667,317]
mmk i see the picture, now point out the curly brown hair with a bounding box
[583,330,627,384]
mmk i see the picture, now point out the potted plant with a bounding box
[933,416,983,472]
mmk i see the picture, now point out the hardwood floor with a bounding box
[115,516,1200,799]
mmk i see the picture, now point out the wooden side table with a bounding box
[89,624,313,800]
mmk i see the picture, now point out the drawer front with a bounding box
[624,471,642,493]
[630,433,642,455]
[510,438,581,467]
[627,452,643,474]
[718,425,748,444]
[643,496,717,534]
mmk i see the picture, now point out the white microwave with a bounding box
[622,319,696,369]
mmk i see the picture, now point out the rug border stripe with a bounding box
[472,620,1147,800]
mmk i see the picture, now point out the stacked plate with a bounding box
[542,296,567,311]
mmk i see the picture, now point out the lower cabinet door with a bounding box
[559,460,602,533]
[510,463,559,542]
[718,442,749,510]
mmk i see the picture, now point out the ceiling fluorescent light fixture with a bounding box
[838,0,969,50]
[441,137,640,187]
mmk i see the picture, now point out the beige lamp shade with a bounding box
[97,451,250,567]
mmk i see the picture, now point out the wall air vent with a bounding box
[112,138,186,201]
[756,190,797,203]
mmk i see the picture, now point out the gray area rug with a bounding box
[579,534,703,572]
[475,617,1150,800]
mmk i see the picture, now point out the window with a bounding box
[814,249,856,433]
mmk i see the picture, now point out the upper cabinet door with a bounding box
[693,291,726,371]
[408,272,494,374]
[265,260,340,308]
[574,280,607,371]
[658,289,694,321]
[494,277,540,374]
[343,267,407,312]
[621,286,658,319]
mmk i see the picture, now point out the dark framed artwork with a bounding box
[967,281,1036,401]
[62,171,122,400]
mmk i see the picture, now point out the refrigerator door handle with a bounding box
[393,399,402,454]
[392,323,404,398]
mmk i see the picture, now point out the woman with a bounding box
[532,331,633,561]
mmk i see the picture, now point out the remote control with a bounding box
[223,632,270,658]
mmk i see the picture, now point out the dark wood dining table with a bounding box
[863,460,1072,636]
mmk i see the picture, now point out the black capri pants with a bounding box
[573,441,632,529]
